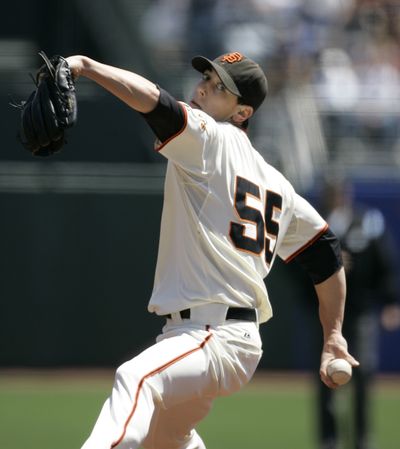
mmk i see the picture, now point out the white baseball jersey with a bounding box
[148,103,327,323]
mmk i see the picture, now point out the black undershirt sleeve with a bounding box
[291,228,343,285]
[140,87,185,143]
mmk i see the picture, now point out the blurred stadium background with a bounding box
[1,1,400,448]
[1,0,399,372]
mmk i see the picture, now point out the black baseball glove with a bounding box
[13,51,77,157]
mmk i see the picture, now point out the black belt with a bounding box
[166,307,257,322]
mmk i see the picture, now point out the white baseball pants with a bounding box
[80,316,262,449]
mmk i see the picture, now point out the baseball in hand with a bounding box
[327,358,352,385]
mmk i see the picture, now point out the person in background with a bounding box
[316,178,400,449]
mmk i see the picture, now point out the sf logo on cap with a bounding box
[220,52,243,63]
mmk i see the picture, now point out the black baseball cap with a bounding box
[191,52,268,111]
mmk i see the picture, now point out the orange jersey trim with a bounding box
[155,102,188,152]
[111,330,213,448]
[284,223,329,264]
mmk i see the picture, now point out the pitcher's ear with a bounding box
[232,105,253,124]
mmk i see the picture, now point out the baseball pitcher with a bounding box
[64,51,359,449]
